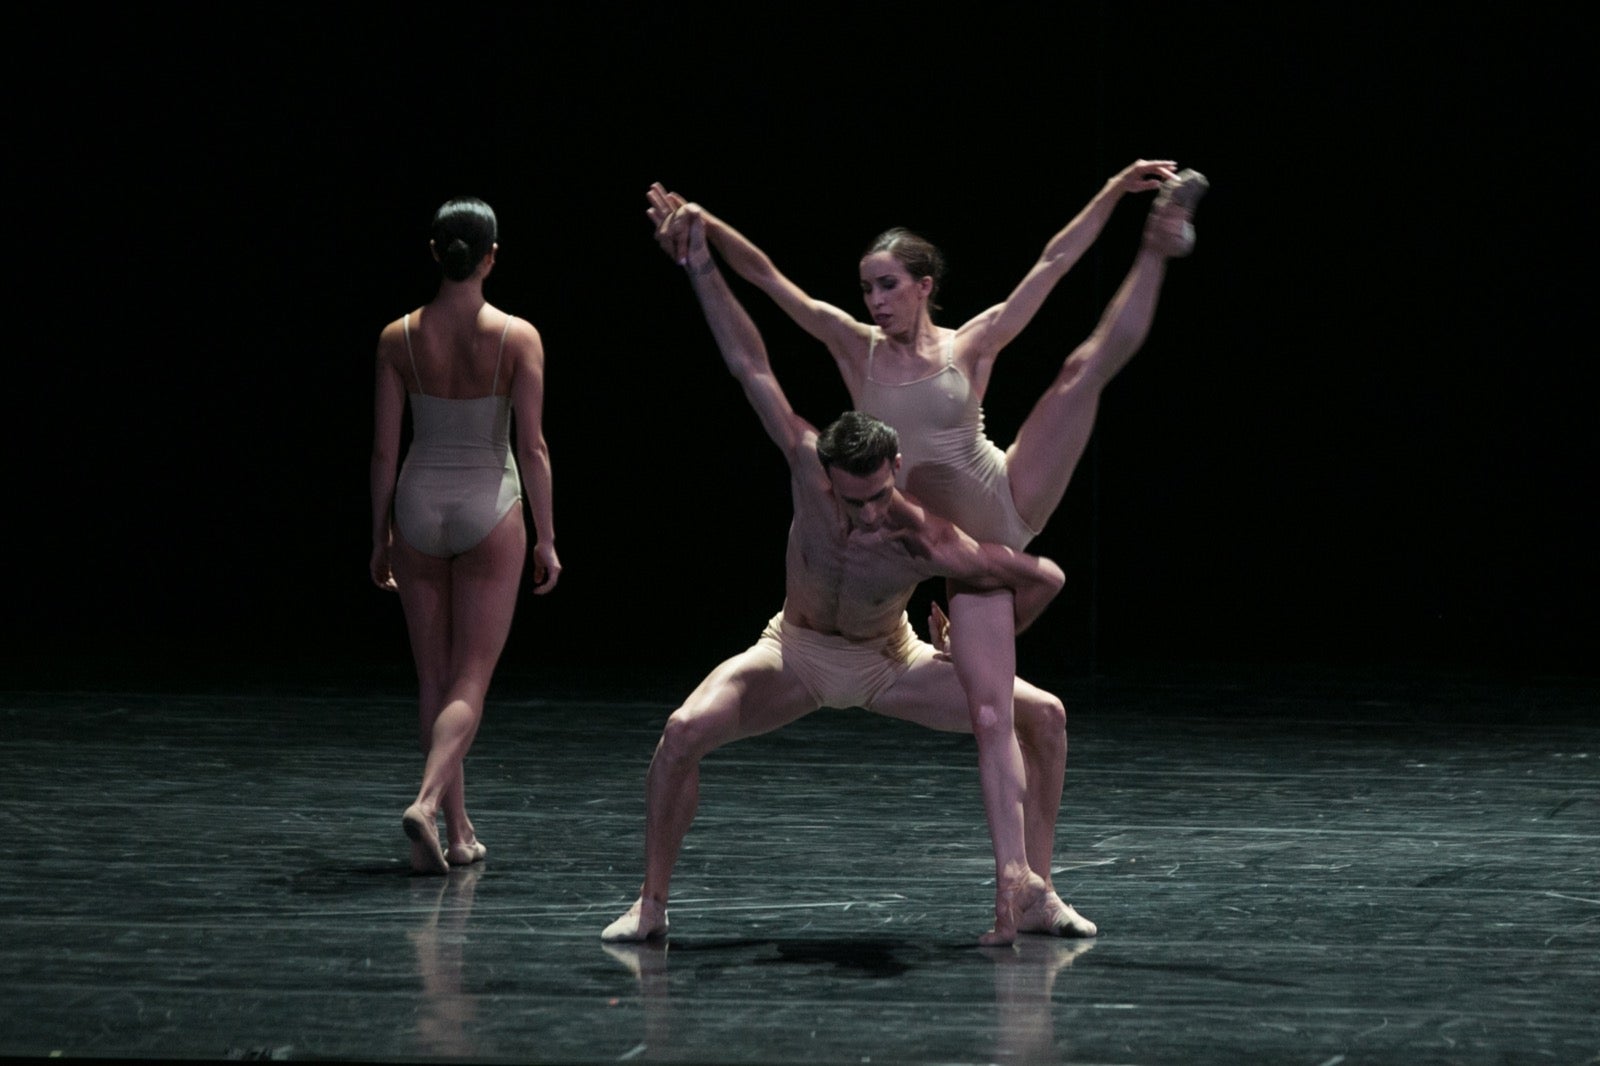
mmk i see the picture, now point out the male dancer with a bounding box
[602,217,1095,946]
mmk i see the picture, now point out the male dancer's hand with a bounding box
[646,182,692,262]
[928,602,952,661]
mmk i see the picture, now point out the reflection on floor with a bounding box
[1,666,1596,1063]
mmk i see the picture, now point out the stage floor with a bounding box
[2,666,1596,1064]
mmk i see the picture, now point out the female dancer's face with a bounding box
[859,252,932,334]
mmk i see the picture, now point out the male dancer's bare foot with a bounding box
[403,804,449,874]
[979,867,1055,946]
[1016,890,1098,938]
[601,897,669,942]
[447,839,487,866]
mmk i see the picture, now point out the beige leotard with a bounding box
[855,330,1038,550]
[392,313,522,557]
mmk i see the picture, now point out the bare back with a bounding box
[386,304,520,398]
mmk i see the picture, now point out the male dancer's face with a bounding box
[826,458,899,532]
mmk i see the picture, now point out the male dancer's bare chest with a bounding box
[785,513,918,635]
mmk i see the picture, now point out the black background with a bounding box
[8,6,1595,694]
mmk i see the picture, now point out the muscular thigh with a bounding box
[868,648,975,733]
[449,507,526,675]
[392,534,454,672]
[674,644,820,748]
[947,587,1018,709]
[1003,338,1104,532]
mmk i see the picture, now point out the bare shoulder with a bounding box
[375,314,414,368]
[787,429,832,494]
[377,313,410,346]
[952,308,1004,367]
[499,313,546,375]
[894,490,946,536]
[840,321,881,360]
[885,492,962,565]
[788,427,823,469]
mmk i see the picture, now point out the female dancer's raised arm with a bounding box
[649,161,1175,391]
[956,159,1176,369]
[647,183,873,389]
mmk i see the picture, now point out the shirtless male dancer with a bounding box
[603,217,1096,946]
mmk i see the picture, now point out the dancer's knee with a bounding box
[656,708,720,766]
[1016,692,1067,755]
[968,696,1016,746]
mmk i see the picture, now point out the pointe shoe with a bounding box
[601,899,669,943]
[402,804,449,874]
[1156,168,1210,212]
[447,839,488,866]
[978,880,1027,947]
[1150,168,1210,257]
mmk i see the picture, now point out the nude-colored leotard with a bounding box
[393,313,522,557]
[855,330,1038,550]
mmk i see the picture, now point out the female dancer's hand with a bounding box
[646,183,691,261]
[1110,159,1179,195]
[531,541,561,594]
[370,538,398,591]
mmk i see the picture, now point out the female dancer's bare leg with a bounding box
[946,583,1050,944]
[1006,194,1199,528]
[953,191,1201,938]
[394,507,526,872]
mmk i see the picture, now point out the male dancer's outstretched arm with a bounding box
[659,210,815,462]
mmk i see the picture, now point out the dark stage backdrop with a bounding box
[7,7,1595,693]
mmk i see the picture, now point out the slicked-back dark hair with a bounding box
[863,227,946,312]
[431,197,498,281]
[816,411,899,476]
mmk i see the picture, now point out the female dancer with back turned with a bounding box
[370,197,559,874]
[649,162,1207,941]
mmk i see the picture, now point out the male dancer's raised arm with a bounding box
[656,207,814,463]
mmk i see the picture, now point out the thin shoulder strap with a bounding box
[866,328,879,376]
[943,330,955,368]
[491,315,515,394]
[402,312,425,396]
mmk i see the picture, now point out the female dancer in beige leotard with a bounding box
[370,197,560,874]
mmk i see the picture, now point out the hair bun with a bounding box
[430,197,499,281]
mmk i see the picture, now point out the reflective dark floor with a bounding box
[2,666,1596,1064]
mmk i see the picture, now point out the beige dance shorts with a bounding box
[754,612,931,711]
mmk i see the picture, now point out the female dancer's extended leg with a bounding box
[1006,195,1196,529]
[394,507,526,872]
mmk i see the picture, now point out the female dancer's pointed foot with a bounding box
[1146,168,1210,258]
[1016,890,1098,938]
[402,804,449,874]
[602,897,669,942]
[447,839,488,866]
[1157,168,1210,213]
[978,868,1054,946]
